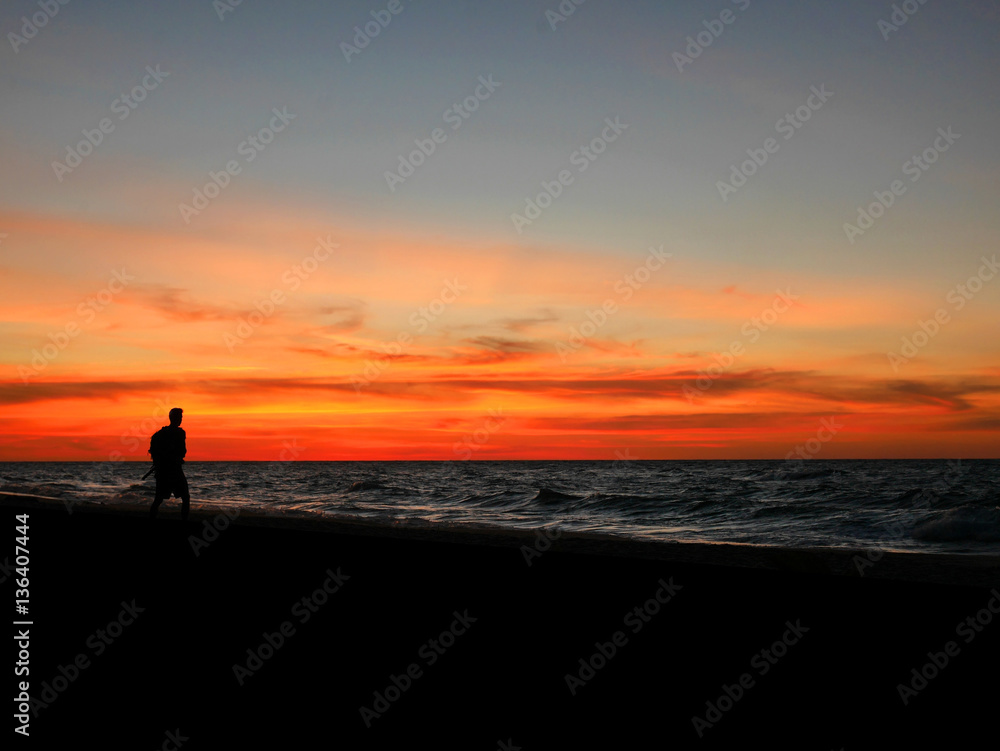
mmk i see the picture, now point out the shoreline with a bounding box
[3,491,997,588]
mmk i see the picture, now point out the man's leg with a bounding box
[179,472,190,522]
[150,491,164,519]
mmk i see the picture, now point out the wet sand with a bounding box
[4,493,998,748]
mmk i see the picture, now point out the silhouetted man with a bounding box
[149,407,190,522]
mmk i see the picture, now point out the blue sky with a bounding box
[2,0,999,459]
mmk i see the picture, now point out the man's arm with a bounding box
[178,428,187,461]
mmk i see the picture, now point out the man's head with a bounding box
[169,407,183,427]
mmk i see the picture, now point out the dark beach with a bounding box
[5,492,998,749]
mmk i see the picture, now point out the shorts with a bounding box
[155,467,189,499]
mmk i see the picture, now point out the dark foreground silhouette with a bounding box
[6,496,997,749]
[148,407,190,522]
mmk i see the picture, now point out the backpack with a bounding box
[149,427,171,463]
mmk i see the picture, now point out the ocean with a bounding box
[3,459,999,554]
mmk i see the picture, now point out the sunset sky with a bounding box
[2,0,999,460]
